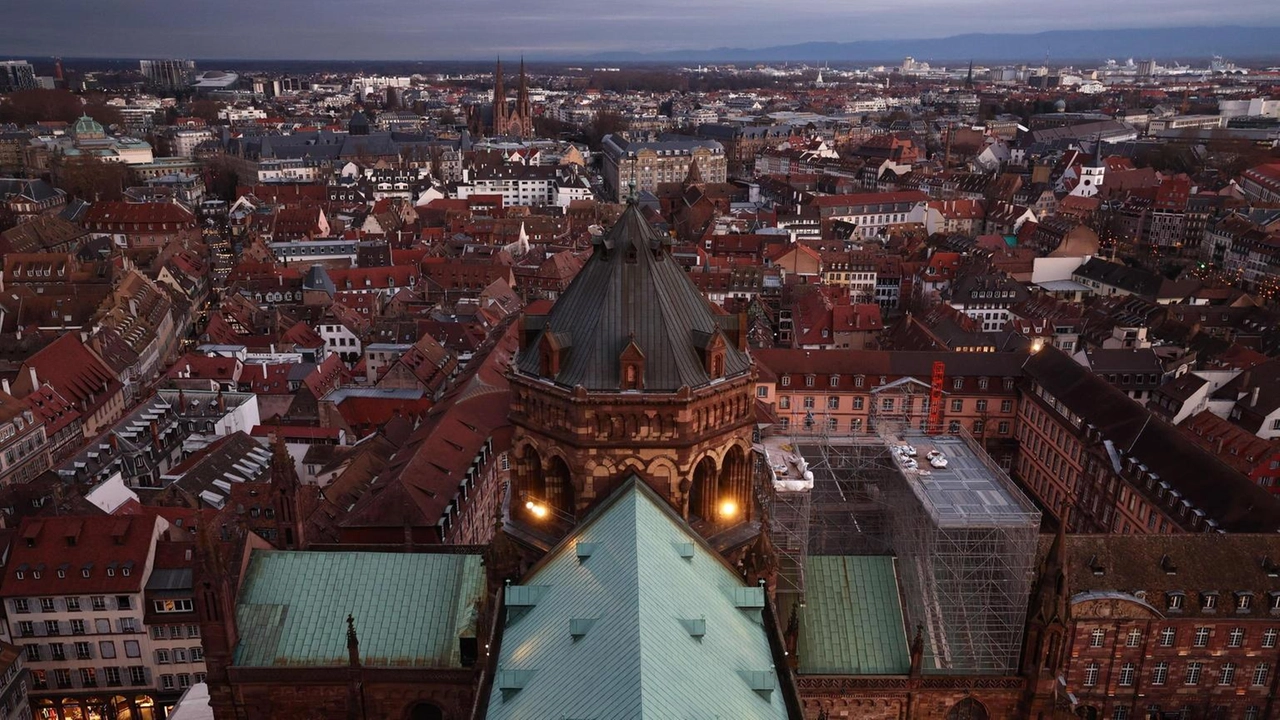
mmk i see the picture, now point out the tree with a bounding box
[203,156,240,202]
[55,155,128,202]
[0,89,123,128]
[186,100,223,124]
[586,110,628,150]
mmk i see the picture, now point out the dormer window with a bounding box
[107,568,115,578]
[1167,592,1185,611]
[1237,592,1254,612]
[781,375,790,387]
[830,375,840,388]
[15,572,23,580]
[1202,592,1219,611]
[805,375,815,387]
[56,569,65,579]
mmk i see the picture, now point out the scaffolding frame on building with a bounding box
[758,377,937,600]
[757,382,1039,675]
[886,426,1040,674]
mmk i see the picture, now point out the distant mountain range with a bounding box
[566,26,1280,64]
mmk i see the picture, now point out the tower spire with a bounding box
[516,56,531,138]
[493,56,507,136]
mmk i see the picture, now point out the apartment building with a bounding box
[752,349,1024,467]
[1016,346,1280,534]
[0,515,203,720]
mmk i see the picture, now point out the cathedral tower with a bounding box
[509,201,755,534]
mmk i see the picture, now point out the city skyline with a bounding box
[4,0,1280,60]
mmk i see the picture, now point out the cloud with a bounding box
[1,0,1278,59]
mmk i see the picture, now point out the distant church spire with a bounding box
[492,56,508,135]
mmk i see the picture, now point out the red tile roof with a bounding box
[83,201,196,227]
[0,515,159,597]
[17,334,121,418]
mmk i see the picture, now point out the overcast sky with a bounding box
[4,0,1279,60]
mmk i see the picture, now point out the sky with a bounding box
[4,0,1280,60]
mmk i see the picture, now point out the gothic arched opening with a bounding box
[408,703,444,720]
[945,697,990,720]
[689,456,718,522]
[717,444,750,524]
[544,455,574,516]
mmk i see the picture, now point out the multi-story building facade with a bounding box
[0,515,184,720]
[810,191,929,240]
[139,60,196,91]
[600,134,726,202]
[1056,533,1280,720]
[0,62,37,92]
[752,349,1024,467]
[0,392,49,487]
[0,643,31,720]
[1016,346,1280,534]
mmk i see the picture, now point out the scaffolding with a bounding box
[757,378,1039,674]
[758,378,935,599]
[885,428,1040,674]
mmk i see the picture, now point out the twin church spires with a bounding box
[491,56,533,139]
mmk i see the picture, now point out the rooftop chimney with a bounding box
[27,367,38,393]
[1252,386,1261,408]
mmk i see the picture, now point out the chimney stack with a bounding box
[1252,386,1261,408]
[27,367,38,392]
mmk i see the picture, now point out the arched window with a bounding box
[946,698,989,720]
[408,703,443,720]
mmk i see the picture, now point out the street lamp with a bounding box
[521,493,574,523]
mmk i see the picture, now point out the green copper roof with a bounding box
[797,556,910,675]
[73,115,104,137]
[488,479,791,719]
[233,550,483,668]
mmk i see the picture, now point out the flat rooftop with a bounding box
[891,431,1038,529]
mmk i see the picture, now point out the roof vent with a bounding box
[1160,554,1178,575]
[676,542,695,560]
[681,618,707,640]
[569,617,596,641]
[496,669,534,702]
[1263,556,1280,578]
[733,587,766,609]
[738,670,776,700]
[575,542,597,563]
[505,585,548,627]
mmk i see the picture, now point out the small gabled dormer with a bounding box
[538,330,570,379]
[619,338,645,391]
[694,328,728,380]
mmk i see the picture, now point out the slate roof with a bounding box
[486,478,792,719]
[1023,346,1280,533]
[1072,257,1162,297]
[516,202,751,391]
[233,549,483,668]
[796,556,909,675]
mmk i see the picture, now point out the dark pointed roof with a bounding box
[683,158,704,187]
[516,203,751,391]
[302,264,336,296]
